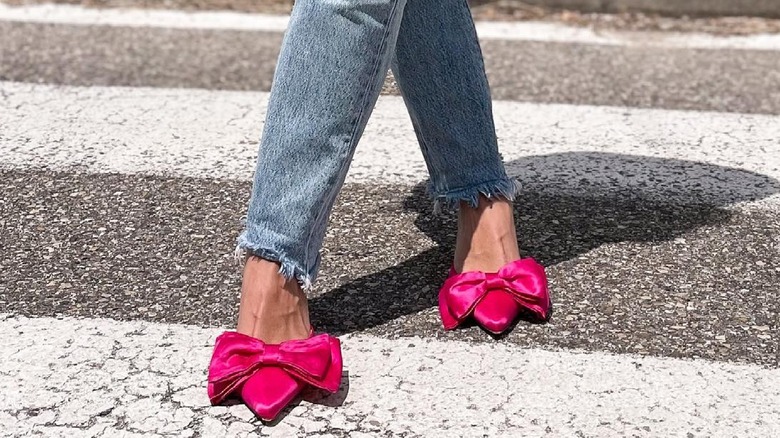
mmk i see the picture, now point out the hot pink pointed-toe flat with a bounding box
[207,330,342,421]
[438,258,552,335]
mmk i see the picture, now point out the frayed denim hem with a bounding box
[431,177,521,214]
[234,240,314,291]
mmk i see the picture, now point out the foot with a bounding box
[454,195,521,274]
[236,256,311,344]
[207,329,343,422]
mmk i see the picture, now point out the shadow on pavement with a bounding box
[309,152,780,335]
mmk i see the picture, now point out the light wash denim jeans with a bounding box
[237,0,519,288]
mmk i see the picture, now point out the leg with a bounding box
[390,0,520,273]
[237,0,408,342]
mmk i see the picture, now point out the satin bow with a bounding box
[207,331,342,405]
[439,258,551,329]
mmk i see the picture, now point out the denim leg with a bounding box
[238,0,408,288]
[390,0,519,212]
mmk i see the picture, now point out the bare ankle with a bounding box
[455,196,520,272]
[236,256,311,343]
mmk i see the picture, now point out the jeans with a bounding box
[237,0,519,288]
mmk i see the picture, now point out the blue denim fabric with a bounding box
[237,0,519,288]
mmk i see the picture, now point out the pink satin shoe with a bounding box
[438,258,552,334]
[207,330,342,421]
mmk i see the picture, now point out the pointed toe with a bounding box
[473,290,521,334]
[240,367,304,421]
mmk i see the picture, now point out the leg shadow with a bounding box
[309,152,780,334]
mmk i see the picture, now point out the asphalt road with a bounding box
[2,20,780,113]
[0,4,779,437]
[2,169,779,366]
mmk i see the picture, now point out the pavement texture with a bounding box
[2,315,779,437]
[2,20,780,114]
[2,82,778,206]
[1,169,779,367]
[2,81,778,370]
[1,3,779,436]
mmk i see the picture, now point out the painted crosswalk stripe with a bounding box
[1,81,778,210]
[2,315,779,437]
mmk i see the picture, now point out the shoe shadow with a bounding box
[302,371,351,407]
[259,372,351,425]
[309,152,780,335]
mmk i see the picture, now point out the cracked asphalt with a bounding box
[5,315,778,437]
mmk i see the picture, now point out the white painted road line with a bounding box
[2,81,779,208]
[1,3,780,51]
[1,315,778,437]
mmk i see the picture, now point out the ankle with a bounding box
[455,196,520,272]
[458,195,513,224]
[236,256,311,343]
